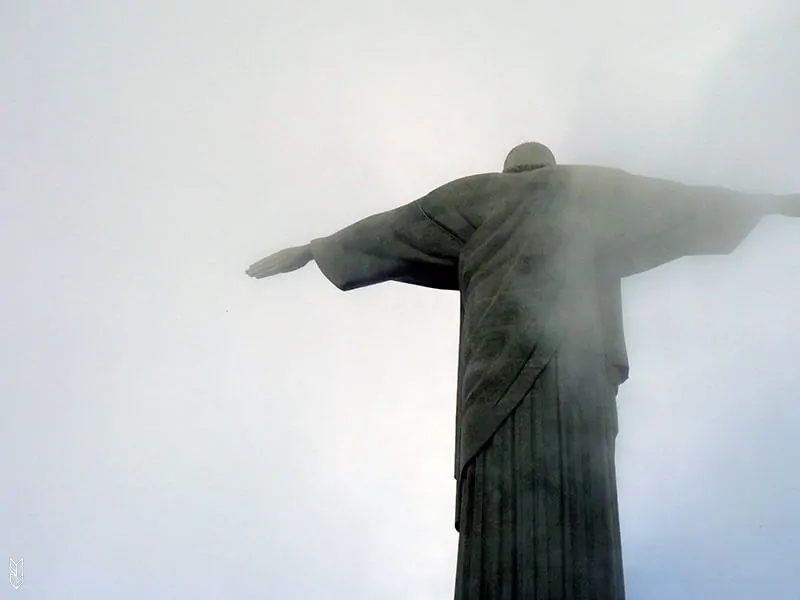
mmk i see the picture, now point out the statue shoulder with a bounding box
[557,164,643,198]
[448,172,503,189]
[560,164,633,180]
[423,173,501,201]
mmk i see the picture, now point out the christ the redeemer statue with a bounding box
[246,142,800,600]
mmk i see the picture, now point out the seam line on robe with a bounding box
[415,201,467,244]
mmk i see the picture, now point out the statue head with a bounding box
[502,142,556,173]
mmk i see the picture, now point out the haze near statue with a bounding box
[247,142,800,600]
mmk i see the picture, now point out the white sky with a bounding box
[2,2,799,598]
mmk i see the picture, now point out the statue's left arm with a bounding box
[578,166,799,277]
[247,178,479,290]
[308,198,465,291]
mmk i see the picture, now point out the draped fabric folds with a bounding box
[455,351,624,600]
[307,164,768,599]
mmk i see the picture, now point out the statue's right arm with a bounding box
[773,194,800,217]
[584,167,796,277]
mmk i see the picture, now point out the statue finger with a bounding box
[248,256,276,270]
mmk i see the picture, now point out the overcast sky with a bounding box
[2,1,799,598]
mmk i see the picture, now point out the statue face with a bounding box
[503,142,556,172]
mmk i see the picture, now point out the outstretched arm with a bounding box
[575,166,799,278]
[246,244,313,279]
[775,194,800,217]
[246,192,469,290]
[307,200,464,291]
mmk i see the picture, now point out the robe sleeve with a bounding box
[577,166,774,277]
[309,199,464,291]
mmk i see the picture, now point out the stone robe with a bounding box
[308,165,768,599]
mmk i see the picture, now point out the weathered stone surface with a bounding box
[247,142,799,598]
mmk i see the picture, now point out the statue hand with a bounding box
[246,244,313,279]
[774,194,800,218]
